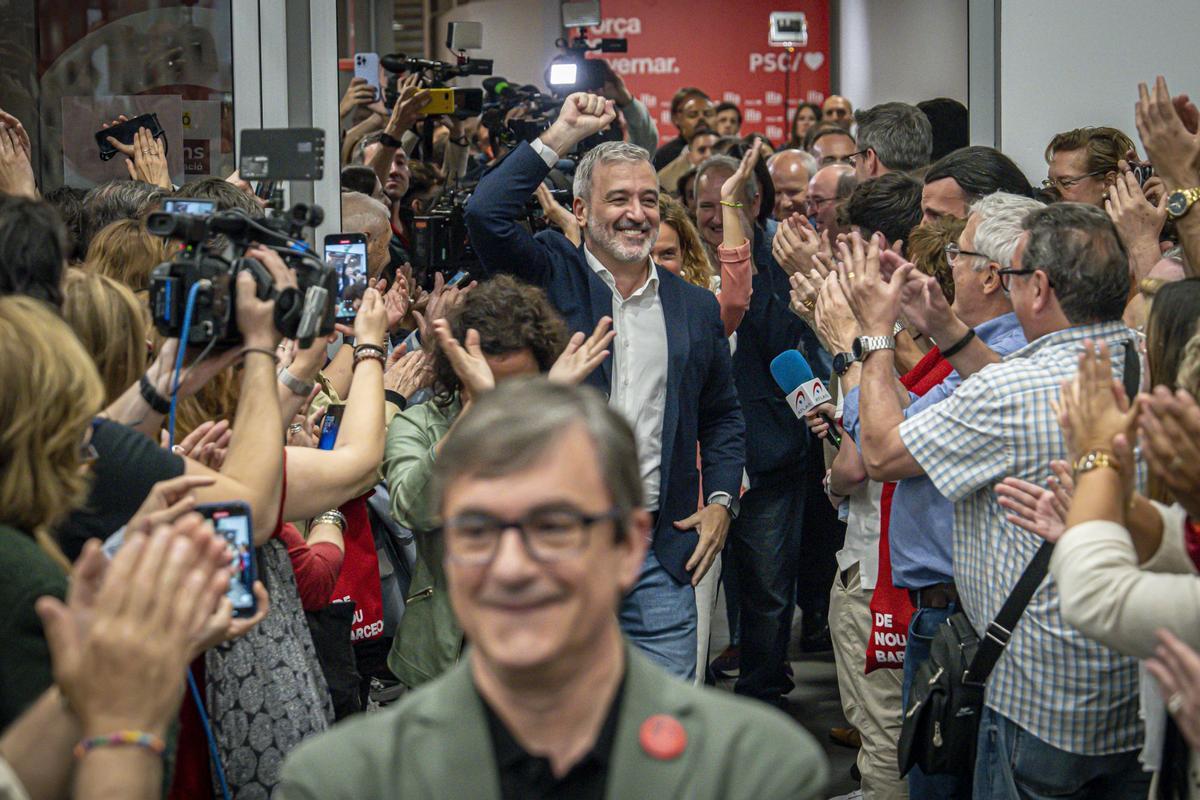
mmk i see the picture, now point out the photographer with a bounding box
[464,91,745,680]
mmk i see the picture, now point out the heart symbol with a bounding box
[804,51,825,71]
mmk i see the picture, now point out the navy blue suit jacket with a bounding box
[728,220,830,487]
[464,142,746,585]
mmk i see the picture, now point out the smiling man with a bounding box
[278,380,826,799]
[462,93,746,682]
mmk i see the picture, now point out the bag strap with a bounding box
[1122,338,1141,402]
[963,540,1054,686]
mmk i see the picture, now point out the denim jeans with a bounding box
[903,605,964,799]
[729,480,806,702]
[619,548,697,681]
[973,706,1151,800]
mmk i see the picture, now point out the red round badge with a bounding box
[639,714,687,760]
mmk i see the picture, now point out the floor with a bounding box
[707,584,860,799]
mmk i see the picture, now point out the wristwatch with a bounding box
[852,335,896,362]
[1167,187,1200,220]
[832,351,855,376]
[707,492,740,520]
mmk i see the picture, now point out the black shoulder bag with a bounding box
[898,336,1142,778]
[896,541,1052,778]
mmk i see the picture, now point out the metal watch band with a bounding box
[277,367,315,398]
[853,335,896,361]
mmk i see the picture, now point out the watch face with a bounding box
[833,352,850,374]
[851,339,864,361]
[1168,191,1190,217]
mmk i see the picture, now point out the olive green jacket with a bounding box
[380,396,464,688]
[278,646,828,800]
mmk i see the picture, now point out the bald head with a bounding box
[768,149,815,219]
[808,164,856,235]
[822,95,853,129]
[341,191,392,278]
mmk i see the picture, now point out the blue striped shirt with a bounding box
[898,320,1142,755]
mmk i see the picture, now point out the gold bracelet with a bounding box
[719,200,744,208]
[1073,449,1120,477]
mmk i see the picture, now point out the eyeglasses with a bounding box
[944,242,989,264]
[996,268,1053,292]
[440,506,623,566]
[846,149,870,167]
[1040,170,1106,190]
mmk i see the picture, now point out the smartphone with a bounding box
[197,502,257,618]
[162,198,216,215]
[318,404,345,450]
[445,269,469,288]
[254,179,277,201]
[1130,159,1155,188]
[95,113,165,161]
[420,88,456,116]
[354,52,381,101]
[323,233,369,322]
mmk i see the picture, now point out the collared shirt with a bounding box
[583,247,668,511]
[481,679,625,800]
[898,320,1143,756]
[530,136,669,510]
[833,393,882,590]
[888,311,1026,589]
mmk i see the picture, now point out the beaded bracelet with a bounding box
[74,730,166,760]
[354,349,386,368]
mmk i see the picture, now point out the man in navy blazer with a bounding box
[464,92,745,680]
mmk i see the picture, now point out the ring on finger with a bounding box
[1168,692,1185,715]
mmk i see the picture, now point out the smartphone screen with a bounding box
[323,234,369,322]
[198,502,257,618]
[445,269,469,288]
[319,404,345,451]
[162,198,216,215]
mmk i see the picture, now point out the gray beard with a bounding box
[586,217,657,264]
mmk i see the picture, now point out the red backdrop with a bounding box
[588,0,831,145]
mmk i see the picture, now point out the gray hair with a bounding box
[81,179,165,252]
[970,192,1045,270]
[834,167,859,200]
[768,148,819,183]
[854,102,933,173]
[1021,202,1130,324]
[433,378,644,528]
[694,154,759,205]
[573,141,653,206]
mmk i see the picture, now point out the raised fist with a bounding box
[541,93,618,154]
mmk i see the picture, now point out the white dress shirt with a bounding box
[582,247,668,511]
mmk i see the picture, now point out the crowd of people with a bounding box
[1,36,1200,800]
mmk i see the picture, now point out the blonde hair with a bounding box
[658,195,714,289]
[0,296,103,548]
[62,269,149,404]
[906,217,964,305]
[1177,322,1200,398]
[86,218,169,293]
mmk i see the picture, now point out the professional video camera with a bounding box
[379,53,489,118]
[546,0,628,94]
[410,182,478,281]
[145,203,337,349]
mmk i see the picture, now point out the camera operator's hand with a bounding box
[540,93,617,156]
[238,246,296,350]
[148,337,245,401]
[597,60,634,108]
[354,287,389,349]
[0,109,36,199]
[385,74,431,139]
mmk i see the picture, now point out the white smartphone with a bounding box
[354,52,381,101]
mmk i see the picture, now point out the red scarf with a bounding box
[865,347,954,672]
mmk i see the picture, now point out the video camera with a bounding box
[547,0,627,94]
[379,52,490,118]
[146,203,337,349]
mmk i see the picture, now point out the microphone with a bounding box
[482,77,514,98]
[770,350,842,448]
